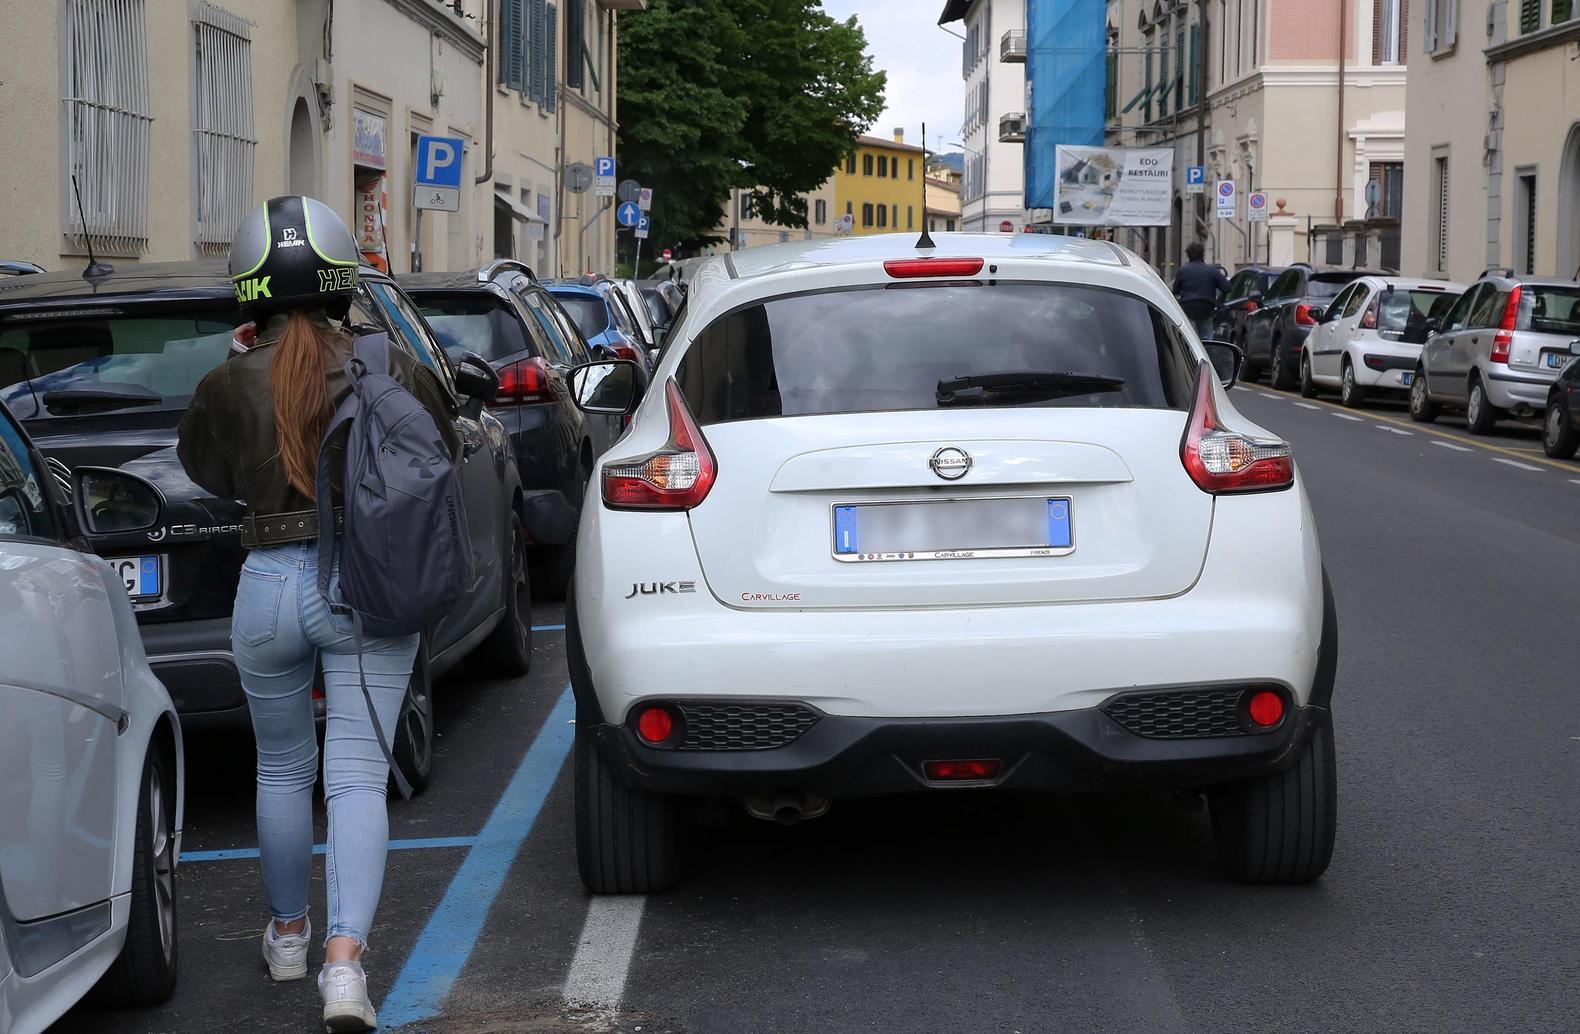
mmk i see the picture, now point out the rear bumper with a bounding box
[139,617,248,728]
[590,701,1327,799]
[1485,365,1558,410]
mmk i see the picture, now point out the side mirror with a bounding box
[74,467,163,535]
[1423,317,1442,337]
[1202,341,1244,389]
[1568,339,1580,356]
[454,351,500,403]
[568,359,644,415]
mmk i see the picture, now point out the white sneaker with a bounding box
[261,916,311,981]
[319,961,377,1033]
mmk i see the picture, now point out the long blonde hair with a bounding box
[269,310,340,498]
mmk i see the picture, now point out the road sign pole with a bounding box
[634,237,643,281]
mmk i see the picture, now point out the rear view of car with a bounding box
[1300,278,1464,407]
[568,234,1336,895]
[548,282,649,371]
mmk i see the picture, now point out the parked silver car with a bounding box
[1411,271,1580,433]
[1,402,184,1033]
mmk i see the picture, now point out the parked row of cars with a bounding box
[0,256,684,1031]
[1210,262,1580,454]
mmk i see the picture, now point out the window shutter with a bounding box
[1520,0,1540,31]
[503,0,525,91]
[1372,0,1383,61]
[1176,28,1185,111]
[1400,0,1409,57]
[1144,48,1154,120]
[1445,0,1457,46]
[1555,0,1574,24]
[546,3,558,112]
[529,0,546,104]
[1188,24,1198,102]
[1424,0,1437,51]
[566,0,584,90]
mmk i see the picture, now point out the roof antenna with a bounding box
[71,175,114,285]
[914,121,936,251]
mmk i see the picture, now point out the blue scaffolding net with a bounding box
[1025,0,1107,210]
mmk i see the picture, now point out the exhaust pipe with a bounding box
[744,791,830,825]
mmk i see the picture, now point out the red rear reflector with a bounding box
[1180,365,1294,493]
[636,706,674,744]
[883,258,985,279]
[923,759,1002,781]
[1246,690,1285,728]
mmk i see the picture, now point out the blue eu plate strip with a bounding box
[1047,499,1072,549]
[139,556,160,596]
[834,505,858,554]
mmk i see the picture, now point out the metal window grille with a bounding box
[63,0,153,253]
[192,4,255,252]
[1520,175,1537,275]
[1435,155,1450,270]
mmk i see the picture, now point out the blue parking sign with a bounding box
[415,135,465,189]
[1186,166,1205,185]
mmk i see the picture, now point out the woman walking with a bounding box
[178,196,457,1032]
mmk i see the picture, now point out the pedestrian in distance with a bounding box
[177,196,460,1033]
[1172,241,1232,341]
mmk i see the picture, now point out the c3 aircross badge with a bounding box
[929,446,973,481]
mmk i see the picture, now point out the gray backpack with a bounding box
[315,332,472,796]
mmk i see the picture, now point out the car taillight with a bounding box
[1491,285,1521,363]
[1294,303,1317,326]
[600,380,716,510]
[611,343,642,365]
[1244,299,1258,313]
[883,257,985,278]
[492,356,557,405]
[1180,365,1294,493]
[922,759,1002,781]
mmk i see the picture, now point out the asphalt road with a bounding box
[56,381,1580,1033]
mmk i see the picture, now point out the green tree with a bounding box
[617,0,885,251]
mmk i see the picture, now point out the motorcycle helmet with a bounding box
[228,195,361,319]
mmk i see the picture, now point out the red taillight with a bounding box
[1244,299,1258,313]
[883,257,985,278]
[1180,366,1294,493]
[600,381,716,510]
[922,759,1002,781]
[635,705,675,744]
[1491,286,1521,363]
[611,343,642,365]
[1294,303,1317,326]
[1246,690,1285,728]
[493,356,557,405]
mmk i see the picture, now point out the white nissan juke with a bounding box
[566,233,1336,893]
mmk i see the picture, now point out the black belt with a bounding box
[241,507,343,549]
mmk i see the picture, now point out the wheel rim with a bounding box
[1272,348,1282,379]
[149,765,175,963]
[1469,384,1484,423]
[404,670,433,773]
[1548,404,1565,446]
[509,522,529,648]
[1302,356,1310,384]
[1343,366,1354,397]
[1412,376,1426,411]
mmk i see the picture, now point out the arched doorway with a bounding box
[1558,121,1580,279]
[288,97,319,197]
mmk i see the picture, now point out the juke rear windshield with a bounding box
[675,282,1198,424]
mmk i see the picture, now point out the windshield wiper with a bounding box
[41,386,162,413]
[936,371,1126,406]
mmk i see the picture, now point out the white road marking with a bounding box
[1492,457,1543,472]
[1258,392,1283,401]
[1331,412,1364,422]
[563,896,647,1012]
[1375,425,1413,435]
[1571,479,1580,487]
[1431,440,1473,453]
[1294,402,1321,410]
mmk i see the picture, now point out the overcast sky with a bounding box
[821,0,962,155]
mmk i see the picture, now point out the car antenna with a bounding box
[71,175,114,285]
[914,121,936,251]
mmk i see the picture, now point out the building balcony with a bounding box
[999,112,1027,144]
[1000,30,1027,62]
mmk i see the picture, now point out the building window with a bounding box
[947,218,957,231]
[815,199,827,224]
[192,5,256,253]
[1425,0,1457,51]
[1515,171,1537,275]
[877,204,887,228]
[1432,151,1450,271]
[847,154,857,174]
[1251,0,1260,65]
[1374,0,1405,61]
[908,159,915,180]
[1521,0,1541,31]
[879,155,889,177]
[62,0,152,253]
[1218,0,1227,82]
[566,0,586,90]
[1557,0,1575,23]
[740,194,754,220]
[846,200,853,215]
[1175,28,1185,112]
[1188,24,1199,102]
[1369,162,1404,217]
[864,153,874,176]
[501,0,526,90]
[907,205,914,229]
[861,202,873,227]
[1234,0,1243,76]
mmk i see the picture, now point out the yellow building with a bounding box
[834,130,930,236]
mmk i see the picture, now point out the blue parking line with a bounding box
[379,684,576,1028]
[180,835,479,864]
[531,623,566,631]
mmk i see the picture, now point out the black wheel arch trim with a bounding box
[1311,566,1337,708]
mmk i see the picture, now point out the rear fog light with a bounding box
[636,705,676,744]
[1245,690,1286,729]
[922,759,1002,781]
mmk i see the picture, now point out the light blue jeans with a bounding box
[232,542,419,947]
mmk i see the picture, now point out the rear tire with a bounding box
[575,725,680,894]
[1545,396,1580,459]
[1209,718,1337,884]
[1409,368,1439,422]
[94,745,178,1006]
[1465,376,1499,435]
[479,513,533,676]
[391,640,435,796]
[1269,338,1296,390]
[1339,360,1365,408]
[1299,353,1319,398]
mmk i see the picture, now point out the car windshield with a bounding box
[675,282,1197,424]
[0,308,241,417]
[1521,285,1580,335]
[552,293,609,338]
[414,294,529,363]
[1378,289,1459,340]
[1307,277,1354,300]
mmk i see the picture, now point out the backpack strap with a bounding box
[351,610,415,801]
[314,394,360,609]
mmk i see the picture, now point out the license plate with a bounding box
[1545,353,1571,369]
[832,497,1073,562]
[1401,371,1413,386]
[111,556,162,601]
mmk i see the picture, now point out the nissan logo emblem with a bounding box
[929,446,973,480]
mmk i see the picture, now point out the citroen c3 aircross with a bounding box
[565,233,1338,894]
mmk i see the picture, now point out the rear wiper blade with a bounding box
[41,386,161,413]
[936,371,1125,406]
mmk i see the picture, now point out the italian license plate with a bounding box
[1545,352,1571,369]
[111,556,162,601]
[1400,371,1413,386]
[832,497,1073,562]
